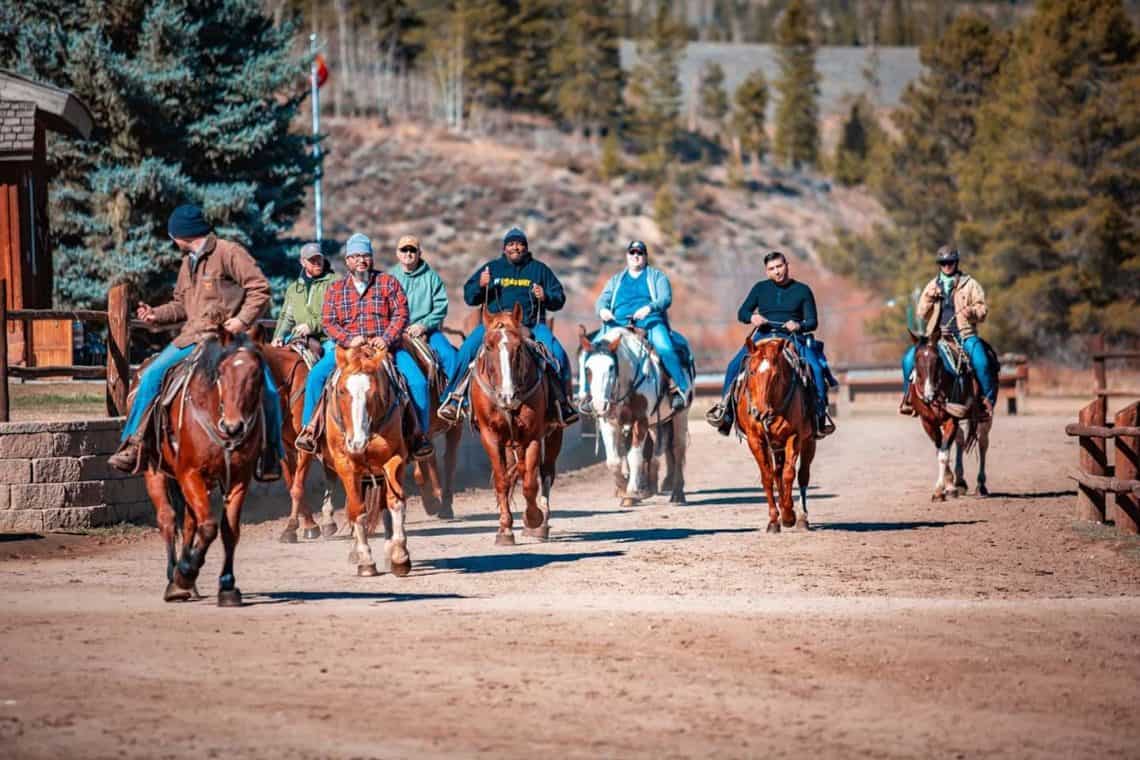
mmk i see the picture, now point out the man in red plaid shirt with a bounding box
[295,233,433,459]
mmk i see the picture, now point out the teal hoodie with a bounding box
[388,260,449,331]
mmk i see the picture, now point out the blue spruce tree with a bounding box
[0,0,320,307]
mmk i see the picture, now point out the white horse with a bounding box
[576,326,690,506]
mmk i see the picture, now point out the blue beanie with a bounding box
[503,227,527,248]
[167,204,212,239]
[345,233,373,256]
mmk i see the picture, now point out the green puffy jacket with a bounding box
[272,268,338,342]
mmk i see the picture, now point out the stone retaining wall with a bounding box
[0,419,149,532]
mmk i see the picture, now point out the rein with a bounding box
[328,363,401,448]
[472,329,544,414]
[184,347,264,492]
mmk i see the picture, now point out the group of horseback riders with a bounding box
[107,204,997,478]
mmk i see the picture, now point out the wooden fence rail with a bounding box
[1065,397,1140,534]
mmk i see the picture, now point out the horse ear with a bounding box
[907,328,922,345]
[929,325,941,344]
[578,326,593,352]
[512,302,524,324]
[746,337,761,355]
[335,345,348,365]
[607,335,622,354]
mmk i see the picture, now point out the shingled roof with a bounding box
[0,69,93,160]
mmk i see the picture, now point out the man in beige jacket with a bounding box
[900,245,996,415]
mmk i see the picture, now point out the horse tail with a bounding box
[963,417,980,454]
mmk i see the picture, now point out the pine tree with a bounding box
[697,61,729,142]
[772,0,821,169]
[731,69,769,170]
[548,1,623,138]
[0,0,319,308]
[833,95,881,186]
[653,181,677,243]
[625,0,687,178]
[507,0,561,113]
[957,0,1140,351]
[599,129,623,180]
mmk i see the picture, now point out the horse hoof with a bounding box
[321,522,338,538]
[620,497,640,507]
[278,528,298,544]
[796,517,811,531]
[390,560,412,577]
[766,523,781,534]
[189,585,203,601]
[955,480,968,491]
[217,588,243,607]
[303,526,321,540]
[437,504,455,520]
[163,582,193,603]
[523,525,550,540]
[357,563,380,577]
[932,492,946,502]
[669,494,687,505]
[948,489,959,499]
[495,532,516,546]
[977,485,989,498]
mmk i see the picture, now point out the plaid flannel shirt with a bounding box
[322,271,409,349]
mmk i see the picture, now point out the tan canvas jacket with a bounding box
[918,272,987,339]
[150,234,271,347]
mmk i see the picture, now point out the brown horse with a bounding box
[322,344,412,577]
[735,335,817,533]
[261,339,339,543]
[401,332,463,520]
[139,334,267,605]
[470,303,563,545]
[907,326,993,499]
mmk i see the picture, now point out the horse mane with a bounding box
[340,344,388,376]
[197,333,258,384]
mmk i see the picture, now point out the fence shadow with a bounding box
[252,590,468,604]
[557,527,755,544]
[684,490,837,507]
[421,549,624,574]
[814,520,983,533]
[982,490,1076,500]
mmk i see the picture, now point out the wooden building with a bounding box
[0,70,93,366]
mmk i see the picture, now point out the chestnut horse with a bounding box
[400,332,463,519]
[261,339,338,543]
[470,303,563,545]
[139,334,268,605]
[735,335,817,533]
[322,344,412,577]
[907,326,993,499]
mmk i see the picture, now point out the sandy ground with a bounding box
[2,411,1139,759]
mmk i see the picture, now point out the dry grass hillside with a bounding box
[291,119,894,369]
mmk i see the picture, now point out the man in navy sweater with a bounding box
[438,227,578,425]
[706,251,836,437]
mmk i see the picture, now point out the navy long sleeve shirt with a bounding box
[736,279,819,332]
[462,253,566,327]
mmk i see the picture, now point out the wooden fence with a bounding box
[1065,398,1140,534]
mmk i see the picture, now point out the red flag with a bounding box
[314,54,329,89]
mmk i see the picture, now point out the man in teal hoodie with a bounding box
[388,235,458,381]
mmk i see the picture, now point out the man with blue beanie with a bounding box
[108,204,284,480]
[437,226,578,425]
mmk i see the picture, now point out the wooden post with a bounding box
[0,280,8,423]
[105,282,129,416]
[1112,401,1139,535]
[1091,334,1106,406]
[1076,397,1108,522]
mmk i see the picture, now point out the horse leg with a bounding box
[321,468,340,537]
[976,419,991,497]
[779,437,799,528]
[438,425,461,519]
[147,472,192,602]
[623,418,648,506]
[796,437,816,530]
[669,414,688,505]
[745,434,781,533]
[383,455,412,577]
[536,429,562,536]
[599,419,626,500]
[479,428,515,546]
[284,450,314,542]
[522,439,547,539]
[338,468,377,576]
[217,480,248,607]
[173,471,216,591]
[418,454,445,517]
[954,427,968,493]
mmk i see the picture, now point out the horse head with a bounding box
[198,334,264,444]
[743,337,792,420]
[579,330,624,417]
[478,303,538,412]
[334,344,392,454]
[910,325,945,405]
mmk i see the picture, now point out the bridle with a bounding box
[329,360,401,449]
[473,326,543,413]
[186,344,264,491]
[580,330,652,419]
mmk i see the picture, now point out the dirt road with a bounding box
[2,412,1138,758]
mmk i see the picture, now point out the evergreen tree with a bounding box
[957,0,1140,350]
[625,0,687,178]
[731,69,769,168]
[833,95,881,186]
[0,0,319,308]
[507,0,561,113]
[697,61,729,141]
[549,1,623,138]
[653,181,677,243]
[599,129,623,180]
[772,0,821,169]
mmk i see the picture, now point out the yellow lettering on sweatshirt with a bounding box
[499,277,533,288]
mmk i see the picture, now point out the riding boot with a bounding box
[978,397,994,422]
[705,400,734,436]
[816,411,836,439]
[898,392,916,416]
[108,435,145,474]
[255,447,283,482]
[670,388,688,411]
[437,375,471,426]
[559,379,580,426]
[411,434,435,460]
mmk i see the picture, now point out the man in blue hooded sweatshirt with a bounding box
[388,234,458,382]
[437,227,578,426]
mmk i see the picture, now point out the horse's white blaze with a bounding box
[345,373,371,452]
[231,358,245,367]
[758,358,770,373]
[585,353,616,416]
[498,329,514,400]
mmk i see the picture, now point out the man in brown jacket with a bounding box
[108,205,283,479]
[899,245,996,416]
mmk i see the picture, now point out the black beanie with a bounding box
[167,204,212,239]
[503,226,527,248]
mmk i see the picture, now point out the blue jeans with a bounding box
[443,322,571,397]
[599,318,691,395]
[301,342,431,435]
[721,334,831,414]
[122,341,283,459]
[428,330,459,383]
[901,336,996,403]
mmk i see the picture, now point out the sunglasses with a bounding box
[398,246,419,253]
[627,250,646,257]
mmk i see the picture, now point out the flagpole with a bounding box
[310,32,323,243]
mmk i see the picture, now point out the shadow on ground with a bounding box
[421,549,624,574]
[558,527,756,544]
[253,590,468,604]
[814,520,984,532]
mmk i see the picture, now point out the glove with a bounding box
[633,306,652,321]
[599,308,615,323]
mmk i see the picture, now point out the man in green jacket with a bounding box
[271,242,337,348]
[388,235,457,381]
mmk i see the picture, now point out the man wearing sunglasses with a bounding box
[437,226,578,426]
[592,240,692,410]
[388,235,458,382]
[108,204,284,480]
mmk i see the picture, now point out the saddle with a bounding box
[307,354,410,451]
[400,333,448,399]
[285,335,325,369]
[934,336,1000,419]
[127,345,207,473]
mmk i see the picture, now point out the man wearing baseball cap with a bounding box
[271,242,337,348]
[388,235,458,382]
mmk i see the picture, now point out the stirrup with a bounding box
[705,402,726,426]
[294,429,318,453]
[255,451,283,482]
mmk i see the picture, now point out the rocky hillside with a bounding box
[290,119,893,368]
